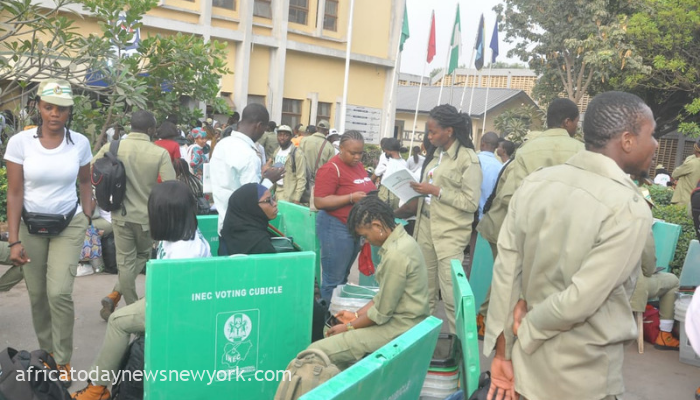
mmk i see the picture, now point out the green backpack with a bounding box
[274,349,340,400]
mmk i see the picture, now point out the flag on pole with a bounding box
[490,19,499,63]
[447,4,461,75]
[427,11,436,63]
[399,3,410,52]
[474,14,486,70]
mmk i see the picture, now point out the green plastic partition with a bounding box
[144,252,315,400]
[680,239,700,288]
[270,201,321,282]
[451,261,481,398]
[652,221,681,272]
[470,233,495,313]
[301,316,443,400]
[197,215,220,256]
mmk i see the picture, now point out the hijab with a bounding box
[221,183,275,255]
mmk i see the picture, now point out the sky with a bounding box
[399,0,520,76]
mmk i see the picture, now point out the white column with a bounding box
[267,0,290,122]
[233,0,254,110]
[307,92,319,125]
[381,0,403,139]
[339,0,356,133]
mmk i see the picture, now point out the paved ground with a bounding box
[0,264,698,398]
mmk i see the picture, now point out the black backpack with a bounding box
[0,348,71,400]
[92,141,127,213]
[111,336,144,400]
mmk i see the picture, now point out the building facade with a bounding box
[20,0,406,143]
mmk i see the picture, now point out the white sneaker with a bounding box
[76,263,95,277]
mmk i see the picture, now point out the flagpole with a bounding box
[458,51,476,112]
[449,70,456,103]
[481,63,493,136]
[339,0,356,133]
[409,68,427,159]
[468,70,480,115]
[384,37,402,140]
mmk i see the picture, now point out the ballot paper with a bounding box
[381,168,422,203]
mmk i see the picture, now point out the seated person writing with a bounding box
[219,183,278,255]
[72,181,211,400]
[308,196,430,369]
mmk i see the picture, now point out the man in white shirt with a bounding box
[210,104,282,255]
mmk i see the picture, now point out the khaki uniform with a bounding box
[414,143,481,333]
[0,242,21,292]
[484,151,652,400]
[671,155,700,204]
[300,133,334,179]
[630,231,679,320]
[274,146,308,204]
[477,129,584,316]
[94,133,176,304]
[309,225,429,369]
[258,130,279,161]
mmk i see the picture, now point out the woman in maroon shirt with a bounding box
[314,130,376,303]
[154,121,182,161]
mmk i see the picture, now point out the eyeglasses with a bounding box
[258,195,277,205]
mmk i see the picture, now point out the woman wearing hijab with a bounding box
[220,183,279,255]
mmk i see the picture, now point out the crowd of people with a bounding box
[1,77,700,400]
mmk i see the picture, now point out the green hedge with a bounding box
[647,184,694,276]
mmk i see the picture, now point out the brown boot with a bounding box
[56,363,72,388]
[100,291,121,322]
[476,313,485,340]
[654,331,679,351]
[72,382,111,400]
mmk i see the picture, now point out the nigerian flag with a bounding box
[447,4,462,75]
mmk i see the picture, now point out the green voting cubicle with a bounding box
[144,252,315,399]
[301,316,443,400]
[451,261,481,398]
[198,201,321,281]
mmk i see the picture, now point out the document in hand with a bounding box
[382,168,422,203]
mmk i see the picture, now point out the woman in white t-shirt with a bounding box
[377,138,408,210]
[3,79,93,385]
[73,181,211,399]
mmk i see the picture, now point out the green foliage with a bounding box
[647,184,674,207]
[494,0,646,104]
[493,105,545,145]
[0,168,6,222]
[363,144,382,170]
[625,0,700,134]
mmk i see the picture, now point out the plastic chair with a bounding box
[469,233,495,313]
[652,221,682,272]
[451,260,481,398]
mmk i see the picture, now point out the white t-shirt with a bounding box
[374,152,389,177]
[654,173,671,186]
[156,229,212,260]
[406,154,425,175]
[4,128,92,215]
[687,286,700,357]
[273,146,293,186]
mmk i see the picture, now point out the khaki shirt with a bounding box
[629,231,663,312]
[275,146,308,203]
[414,142,482,260]
[93,133,176,226]
[484,151,652,400]
[299,133,334,179]
[671,154,700,204]
[477,128,584,244]
[367,224,430,332]
[258,131,279,161]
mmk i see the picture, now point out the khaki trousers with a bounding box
[307,324,398,370]
[91,298,145,387]
[647,273,680,321]
[112,221,152,305]
[0,242,21,292]
[20,212,88,364]
[416,215,461,334]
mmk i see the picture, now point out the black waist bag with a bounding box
[22,205,77,236]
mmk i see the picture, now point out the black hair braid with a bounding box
[346,195,397,238]
[33,103,75,144]
[428,104,475,160]
[339,129,365,146]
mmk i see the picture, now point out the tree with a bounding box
[493,104,545,145]
[494,0,647,104]
[624,0,700,136]
[1,0,230,148]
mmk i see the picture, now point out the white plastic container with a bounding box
[675,294,700,367]
[329,285,378,315]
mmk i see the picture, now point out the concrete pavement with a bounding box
[0,264,698,398]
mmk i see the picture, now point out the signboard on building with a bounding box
[345,104,382,145]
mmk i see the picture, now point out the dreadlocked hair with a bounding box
[429,104,475,154]
[33,100,75,145]
[346,195,397,238]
